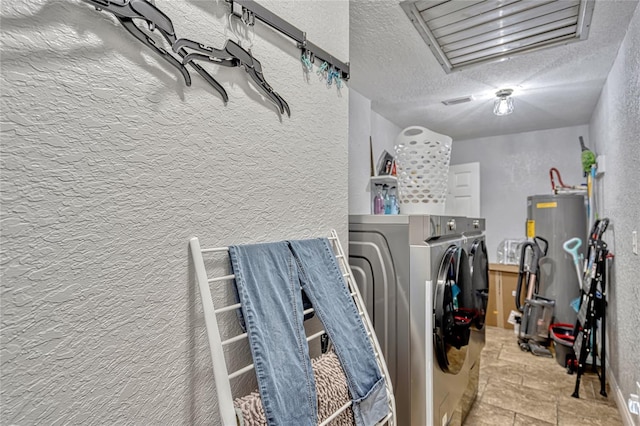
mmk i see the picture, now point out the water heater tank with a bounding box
[526,193,587,325]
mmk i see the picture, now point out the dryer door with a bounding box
[470,239,489,330]
[434,245,474,374]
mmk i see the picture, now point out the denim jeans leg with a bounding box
[288,238,389,426]
[229,242,317,426]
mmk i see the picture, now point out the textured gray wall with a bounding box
[589,4,640,421]
[0,0,349,424]
[450,125,588,263]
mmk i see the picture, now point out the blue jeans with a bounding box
[229,238,388,426]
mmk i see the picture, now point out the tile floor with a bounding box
[463,326,623,426]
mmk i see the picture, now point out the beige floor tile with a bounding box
[481,359,525,387]
[486,326,517,341]
[557,413,623,426]
[469,328,623,426]
[521,363,595,399]
[579,375,618,407]
[481,344,502,362]
[498,344,553,369]
[476,380,488,400]
[481,379,557,424]
[513,413,555,426]
[557,395,622,425]
[463,401,515,425]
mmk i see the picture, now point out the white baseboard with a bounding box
[607,358,638,426]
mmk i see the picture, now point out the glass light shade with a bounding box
[493,96,514,116]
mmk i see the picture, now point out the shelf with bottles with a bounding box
[370,175,398,186]
[371,180,400,215]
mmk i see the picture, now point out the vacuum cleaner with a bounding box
[515,236,555,357]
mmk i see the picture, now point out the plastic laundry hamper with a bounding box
[394,126,453,215]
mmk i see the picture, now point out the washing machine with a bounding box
[459,218,489,423]
[349,215,476,426]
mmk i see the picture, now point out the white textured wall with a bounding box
[348,89,401,214]
[0,0,349,424]
[450,126,588,262]
[589,4,640,421]
[371,109,402,161]
[349,90,373,214]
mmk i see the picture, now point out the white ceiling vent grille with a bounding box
[401,0,595,73]
[442,95,474,105]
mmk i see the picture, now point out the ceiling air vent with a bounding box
[442,95,474,105]
[400,0,595,73]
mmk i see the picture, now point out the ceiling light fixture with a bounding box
[493,89,514,116]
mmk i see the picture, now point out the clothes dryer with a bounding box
[349,215,476,426]
[459,218,489,423]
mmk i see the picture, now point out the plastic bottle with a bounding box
[389,186,399,214]
[383,185,391,214]
[373,185,384,214]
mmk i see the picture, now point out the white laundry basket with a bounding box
[394,126,452,215]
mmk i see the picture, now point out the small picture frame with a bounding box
[376,151,394,176]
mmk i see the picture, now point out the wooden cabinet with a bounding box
[487,264,520,329]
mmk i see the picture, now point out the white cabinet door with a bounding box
[445,162,480,217]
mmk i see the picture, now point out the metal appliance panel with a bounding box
[461,235,488,423]
[409,244,434,426]
[348,232,397,390]
[411,239,471,426]
[350,215,473,426]
[349,214,468,243]
[349,219,411,424]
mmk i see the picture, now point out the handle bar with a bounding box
[563,237,582,264]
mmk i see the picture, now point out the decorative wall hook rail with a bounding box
[228,0,350,80]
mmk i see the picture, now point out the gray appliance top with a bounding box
[349,214,485,230]
[349,214,485,242]
[349,214,413,225]
[528,193,587,201]
[349,214,468,224]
